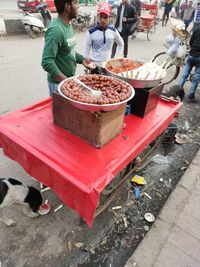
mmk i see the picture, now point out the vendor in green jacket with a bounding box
[41,0,91,95]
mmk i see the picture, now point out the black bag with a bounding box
[127,17,140,35]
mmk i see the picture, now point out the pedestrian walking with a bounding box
[83,2,124,73]
[131,0,141,16]
[174,0,181,17]
[162,0,176,26]
[41,0,92,95]
[193,0,200,31]
[179,27,200,102]
[182,0,195,29]
[111,0,138,58]
[179,0,188,18]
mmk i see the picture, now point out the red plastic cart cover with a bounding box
[0,98,181,226]
[141,3,158,10]
[140,13,155,21]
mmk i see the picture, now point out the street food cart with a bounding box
[0,59,182,227]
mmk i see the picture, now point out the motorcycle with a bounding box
[71,13,92,31]
[22,3,52,38]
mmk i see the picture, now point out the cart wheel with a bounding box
[147,28,153,41]
[152,52,180,84]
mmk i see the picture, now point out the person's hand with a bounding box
[83,58,96,69]
[122,17,127,22]
[83,58,91,68]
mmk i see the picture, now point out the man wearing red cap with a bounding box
[112,0,138,58]
[83,2,124,72]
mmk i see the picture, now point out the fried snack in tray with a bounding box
[172,27,191,42]
[61,74,132,105]
[106,58,143,74]
[119,62,166,80]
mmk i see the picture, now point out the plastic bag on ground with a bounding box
[152,154,169,164]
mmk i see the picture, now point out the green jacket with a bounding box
[42,16,85,84]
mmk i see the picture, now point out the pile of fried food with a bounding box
[120,62,166,80]
[173,27,190,38]
[106,58,143,74]
[61,75,132,105]
[106,58,166,80]
[172,26,191,44]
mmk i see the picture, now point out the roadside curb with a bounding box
[0,18,25,36]
[124,148,200,267]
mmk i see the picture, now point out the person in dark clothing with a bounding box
[179,27,200,102]
[162,0,176,26]
[111,0,137,58]
[131,0,141,16]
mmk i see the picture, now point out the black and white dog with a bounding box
[0,178,43,226]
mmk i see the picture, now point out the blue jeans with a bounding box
[48,81,58,96]
[179,54,200,99]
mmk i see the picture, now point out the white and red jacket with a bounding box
[83,24,124,66]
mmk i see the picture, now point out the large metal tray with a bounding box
[57,75,135,112]
[105,58,166,88]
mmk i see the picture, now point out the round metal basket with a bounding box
[105,58,166,88]
[57,75,135,112]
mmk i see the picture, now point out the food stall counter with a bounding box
[0,97,181,226]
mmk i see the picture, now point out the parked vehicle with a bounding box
[71,13,92,31]
[21,3,52,38]
[107,0,120,8]
[17,0,56,13]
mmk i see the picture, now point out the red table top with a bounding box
[140,13,155,20]
[141,3,158,10]
[0,98,181,226]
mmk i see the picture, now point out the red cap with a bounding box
[98,3,112,16]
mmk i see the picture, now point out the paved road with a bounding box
[0,0,17,10]
[0,0,20,16]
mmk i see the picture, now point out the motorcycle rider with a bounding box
[41,0,92,95]
[83,2,124,73]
